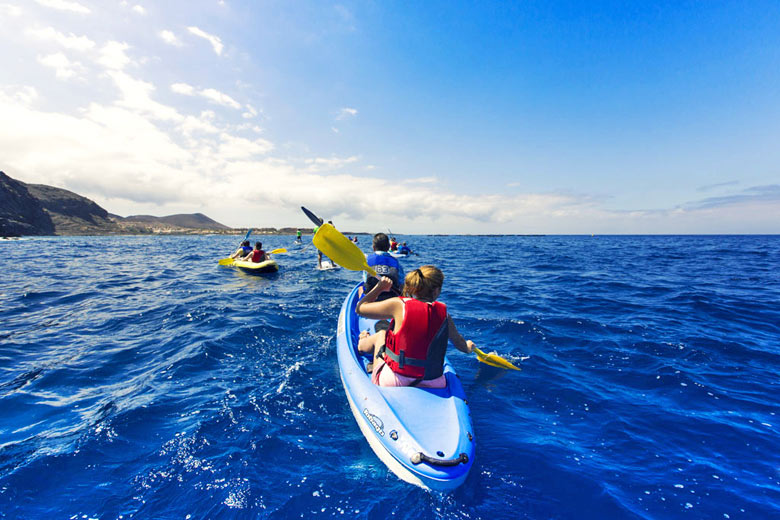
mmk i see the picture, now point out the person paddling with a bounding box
[360,232,404,300]
[242,241,268,263]
[231,240,252,259]
[356,265,475,389]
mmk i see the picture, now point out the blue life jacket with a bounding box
[241,246,253,254]
[398,246,411,254]
[366,252,404,292]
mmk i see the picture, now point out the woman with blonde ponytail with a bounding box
[356,265,475,388]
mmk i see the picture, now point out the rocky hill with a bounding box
[0,171,55,236]
[0,171,236,236]
[24,183,117,235]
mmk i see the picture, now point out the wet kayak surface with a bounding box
[1,234,778,519]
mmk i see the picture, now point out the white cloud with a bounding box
[242,104,258,119]
[170,82,242,110]
[27,26,95,51]
[37,52,85,79]
[336,107,357,120]
[218,133,274,159]
[171,82,195,95]
[159,30,182,47]
[132,5,145,15]
[1,85,38,106]
[34,0,90,14]
[187,26,224,56]
[201,88,241,109]
[98,41,131,70]
[108,71,182,121]
[304,156,359,172]
[0,4,23,17]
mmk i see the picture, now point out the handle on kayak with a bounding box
[410,452,469,467]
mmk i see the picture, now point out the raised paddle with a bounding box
[473,347,521,370]
[313,223,376,276]
[301,206,324,227]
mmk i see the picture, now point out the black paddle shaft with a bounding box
[301,206,324,227]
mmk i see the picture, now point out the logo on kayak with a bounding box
[363,408,384,437]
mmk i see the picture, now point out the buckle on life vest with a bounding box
[382,348,426,368]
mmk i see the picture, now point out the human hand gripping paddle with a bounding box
[301,206,520,370]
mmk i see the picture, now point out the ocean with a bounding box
[0,234,778,519]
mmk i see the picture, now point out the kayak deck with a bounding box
[336,283,474,491]
[232,259,279,274]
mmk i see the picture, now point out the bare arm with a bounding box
[447,315,475,354]
[356,276,403,321]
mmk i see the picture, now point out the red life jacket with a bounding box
[383,298,449,379]
[251,250,265,262]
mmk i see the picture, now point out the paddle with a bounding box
[300,206,377,275]
[313,223,377,276]
[301,206,323,227]
[473,347,521,370]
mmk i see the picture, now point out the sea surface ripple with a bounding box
[0,235,778,519]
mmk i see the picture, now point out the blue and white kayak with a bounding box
[336,283,474,491]
[388,251,409,258]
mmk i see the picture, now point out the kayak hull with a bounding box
[232,259,279,274]
[336,283,474,492]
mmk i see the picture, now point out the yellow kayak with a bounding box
[232,259,279,274]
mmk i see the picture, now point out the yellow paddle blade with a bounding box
[218,258,234,266]
[269,248,287,254]
[474,347,521,370]
[313,223,377,276]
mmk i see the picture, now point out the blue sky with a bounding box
[1,0,778,233]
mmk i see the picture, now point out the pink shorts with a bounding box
[371,359,446,389]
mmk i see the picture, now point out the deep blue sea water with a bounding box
[1,234,778,519]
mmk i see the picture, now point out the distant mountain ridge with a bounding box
[0,170,235,236]
[119,213,229,230]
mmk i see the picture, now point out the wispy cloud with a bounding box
[696,180,740,192]
[98,41,132,70]
[34,0,90,14]
[336,107,357,120]
[689,185,780,209]
[187,26,223,56]
[26,26,95,51]
[171,82,242,110]
[159,30,182,47]
[304,156,359,172]
[132,5,146,15]
[0,4,23,17]
[37,52,85,79]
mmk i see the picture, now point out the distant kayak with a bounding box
[336,283,474,491]
[232,259,279,274]
[388,251,409,258]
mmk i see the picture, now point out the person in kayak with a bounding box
[398,242,412,255]
[242,241,268,263]
[389,237,399,251]
[295,229,302,243]
[360,233,404,300]
[356,266,475,389]
[230,240,253,259]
